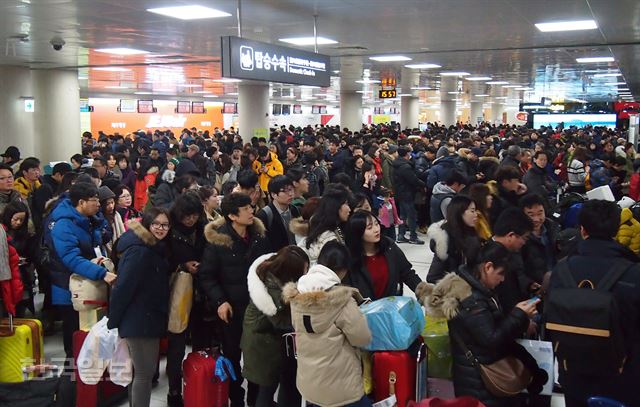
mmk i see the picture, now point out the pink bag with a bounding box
[407,397,486,407]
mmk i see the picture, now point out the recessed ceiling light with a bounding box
[447,91,460,94]
[214,78,242,83]
[177,84,202,88]
[494,96,508,99]
[576,56,614,63]
[227,92,239,96]
[405,63,441,69]
[411,87,432,90]
[486,81,509,85]
[593,73,622,78]
[515,87,533,90]
[147,5,231,20]
[153,88,173,92]
[92,67,131,72]
[475,94,490,97]
[193,90,211,94]
[300,85,320,89]
[605,82,627,86]
[279,37,338,46]
[466,76,492,81]
[355,79,381,84]
[428,96,439,99]
[134,91,152,95]
[618,88,630,91]
[369,55,412,62]
[105,85,128,89]
[203,95,218,98]
[397,93,412,97]
[440,71,470,76]
[96,48,148,55]
[502,85,521,88]
[535,19,597,32]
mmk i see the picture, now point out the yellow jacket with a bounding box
[14,177,41,199]
[252,153,284,192]
[475,212,492,241]
[616,208,640,254]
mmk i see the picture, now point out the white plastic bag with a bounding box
[77,317,118,385]
[516,339,554,396]
[109,337,132,386]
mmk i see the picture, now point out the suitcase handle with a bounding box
[0,314,14,337]
[22,364,60,380]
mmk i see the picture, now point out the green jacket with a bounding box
[381,153,395,191]
[240,254,291,386]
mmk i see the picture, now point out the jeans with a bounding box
[127,337,160,407]
[397,200,418,240]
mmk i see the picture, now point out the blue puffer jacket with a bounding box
[48,198,107,305]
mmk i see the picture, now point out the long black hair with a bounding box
[443,195,480,263]
[306,186,351,249]
[1,201,29,241]
[346,210,389,268]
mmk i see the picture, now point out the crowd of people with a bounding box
[0,120,639,407]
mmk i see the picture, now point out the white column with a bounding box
[470,101,483,124]
[238,83,269,143]
[491,102,505,124]
[440,76,457,126]
[32,69,81,163]
[0,67,35,157]
[400,96,419,129]
[340,91,362,132]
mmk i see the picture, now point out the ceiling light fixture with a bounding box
[147,5,231,20]
[193,90,211,94]
[466,76,492,81]
[153,88,173,92]
[405,63,441,69]
[92,67,131,72]
[475,94,490,97]
[440,71,470,76]
[535,19,597,32]
[411,87,432,90]
[203,95,218,98]
[134,91,152,95]
[447,91,460,94]
[214,78,242,83]
[397,93,412,97]
[486,81,509,85]
[279,37,338,45]
[605,82,627,86]
[502,85,522,88]
[177,84,202,88]
[576,56,614,63]
[592,73,622,78]
[95,48,148,55]
[355,79,381,84]
[369,55,412,62]
[515,87,533,90]
[105,85,128,89]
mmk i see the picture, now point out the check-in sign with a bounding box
[221,36,331,87]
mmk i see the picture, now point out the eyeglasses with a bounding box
[151,222,170,230]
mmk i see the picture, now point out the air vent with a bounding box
[332,46,368,51]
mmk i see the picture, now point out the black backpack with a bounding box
[545,259,632,377]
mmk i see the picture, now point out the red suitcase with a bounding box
[183,349,230,407]
[373,342,427,407]
[72,330,128,407]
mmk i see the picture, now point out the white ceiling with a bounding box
[1,0,638,104]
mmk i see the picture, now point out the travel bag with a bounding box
[72,329,127,407]
[183,348,235,407]
[421,316,452,379]
[372,340,427,407]
[0,316,44,382]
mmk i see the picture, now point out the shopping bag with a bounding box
[69,274,108,311]
[109,337,132,387]
[77,317,118,385]
[167,271,193,334]
[422,316,452,379]
[516,339,554,396]
[360,296,425,351]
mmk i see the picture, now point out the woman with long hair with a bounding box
[197,185,222,223]
[468,183,493,241]
[105,152,122,180]
[98,186,125,256]
[113,185,139,229]
[345,210,427,301]
[300,186,351,263]
[1,201,32,316]
[108,207,172,407]
[426,195,481,283]
[425,241,547,406]
[567,146,589,193]
[241,245,309,407]
[134,159,159,211]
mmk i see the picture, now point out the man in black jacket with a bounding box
[546,200,640,407]
[199,193,269,407]
[392,146,425,245]
[257,175,300,251]
[523,150,555,200]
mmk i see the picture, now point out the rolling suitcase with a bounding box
[183,349,232,407]
[72,330,127,407]
[373,341,427,407]
[0,316,44,382]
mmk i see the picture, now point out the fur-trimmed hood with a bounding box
[423,272,473,320]
[247,252,279,316]
[128,220,158,246]
[289,217,309,237]
[204,215,266,248]
[479,156,500,164]
[426,220,449,261]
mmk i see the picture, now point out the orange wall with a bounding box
[89,98,223,135]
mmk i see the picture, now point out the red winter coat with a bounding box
[0,226,23,316]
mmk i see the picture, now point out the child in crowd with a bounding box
[377,187,402,241]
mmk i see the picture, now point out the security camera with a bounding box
[50,37,65,51]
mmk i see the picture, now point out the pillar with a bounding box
[0,67,35,158]
[400,96,419,129]
[32,69,81,163]
[238,83,269,143]
[440,76,457,126]
[340,91,362,132]
[491,102,505,124]
[470,101,483,124]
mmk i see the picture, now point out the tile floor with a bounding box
[39,232,566,406]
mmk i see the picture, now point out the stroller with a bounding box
[0,365,60,407]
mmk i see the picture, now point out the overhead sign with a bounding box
[221,36,331,87]
[24,99,34,113]
[379,89,397,99]
[515,112,528,121]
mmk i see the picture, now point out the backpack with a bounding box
[545,259,632,377]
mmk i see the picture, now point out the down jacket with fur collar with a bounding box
[107,221,170,337]
[283,264,371,407]
[426,220,480,284]
[199,216,269,308]
[424,267,541,406]
[241,253,292,386]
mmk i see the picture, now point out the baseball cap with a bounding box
[1,146,20,161]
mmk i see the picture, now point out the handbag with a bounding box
[167,271,193,334]
[451,331,532,398]
[69,274,108,312]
